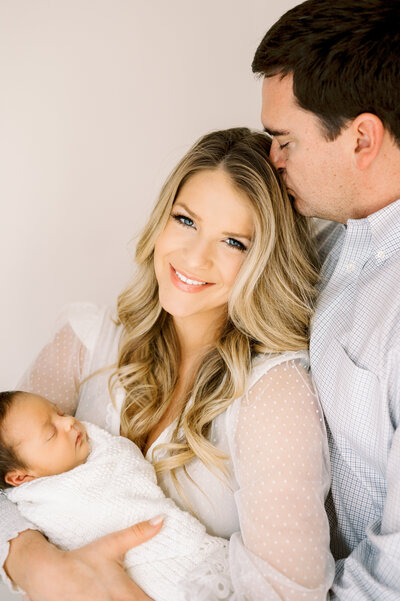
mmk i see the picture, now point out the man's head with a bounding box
[252,0,400,222]
[0,391,89,488]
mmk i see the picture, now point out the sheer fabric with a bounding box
[0,304,334,599]
[17,323,84,416]
[230,360,333,599]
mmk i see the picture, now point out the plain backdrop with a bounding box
[0,1,299,598]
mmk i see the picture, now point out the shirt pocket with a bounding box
[320,338,389,471]
[318,338,381,446]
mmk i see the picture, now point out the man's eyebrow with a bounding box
[263,127,290,137]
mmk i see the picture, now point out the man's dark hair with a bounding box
[0,391,26,489]
[252,0,400,145]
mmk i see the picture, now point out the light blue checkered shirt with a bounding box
[311,199,400,600]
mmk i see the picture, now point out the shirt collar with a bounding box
[346,198,400,260]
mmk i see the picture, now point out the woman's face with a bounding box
[154,168,254,333]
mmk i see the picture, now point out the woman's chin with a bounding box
[160,304,199,321]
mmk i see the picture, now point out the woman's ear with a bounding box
[5,469,35,487]
[351,113,384,170]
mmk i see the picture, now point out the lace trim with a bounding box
[181,545,240,601]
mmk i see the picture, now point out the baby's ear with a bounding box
[5,470,35,487]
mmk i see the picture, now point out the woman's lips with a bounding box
[169,264,214,293]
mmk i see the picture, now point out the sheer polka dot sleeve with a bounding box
[229,358,334,600]
[16,303,105,414]
[17,322,87,415]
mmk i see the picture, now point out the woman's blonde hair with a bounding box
[113,128,318,498]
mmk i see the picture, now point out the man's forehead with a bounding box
[261,74,295,129]
[262,72,294,102]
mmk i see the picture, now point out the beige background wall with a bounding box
[0,1,298,598]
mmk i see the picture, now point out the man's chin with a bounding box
[288,193,307,216]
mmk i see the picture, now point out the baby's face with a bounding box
[3,393,89,483]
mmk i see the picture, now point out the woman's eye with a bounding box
[225,238,247,252]
[279,141,290,150]
[172,214,195,228]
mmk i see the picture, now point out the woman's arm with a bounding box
[5,520,163,601]
[230,358,334,599]
[0,320,88,592]
[17,320,87,414]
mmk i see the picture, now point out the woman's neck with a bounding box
[173,310,225,362]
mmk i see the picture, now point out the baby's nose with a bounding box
[63,415,75,430]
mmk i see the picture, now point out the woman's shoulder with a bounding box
[224,350,311,434]
[249,350,309,388]
[56,302,120,351]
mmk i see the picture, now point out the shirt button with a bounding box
[346,262,355,272]
[376,250,385,259]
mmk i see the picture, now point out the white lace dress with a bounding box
[0,303,334,600]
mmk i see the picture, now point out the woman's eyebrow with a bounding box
[174,202,199,220]
[222,230,252,241]
[174,202,251,240]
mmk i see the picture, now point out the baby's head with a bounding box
[0,391,89,489]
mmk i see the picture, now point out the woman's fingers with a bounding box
[90,516,164,562]
[11,520,162,601]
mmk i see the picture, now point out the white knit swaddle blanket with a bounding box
[6,422,231,601]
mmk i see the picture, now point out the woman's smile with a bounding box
[170,264,214,292]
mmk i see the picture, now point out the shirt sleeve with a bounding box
[0,304,99,590]
[330,423,400,600]
[229,358,334,600]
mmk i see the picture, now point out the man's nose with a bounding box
[269,138,286,170]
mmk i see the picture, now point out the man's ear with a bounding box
[351,113,384,170]
[5,470,35,487]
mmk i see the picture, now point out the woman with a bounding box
[1,128,333,600]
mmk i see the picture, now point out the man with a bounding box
[252,0,400,598]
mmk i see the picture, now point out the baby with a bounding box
[0,391,231,601]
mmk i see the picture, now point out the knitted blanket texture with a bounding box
[6,422,231,601]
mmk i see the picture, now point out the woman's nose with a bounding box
[269,138,286,170]
[185,237,213,269]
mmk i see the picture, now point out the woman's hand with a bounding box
[5,517,164,601]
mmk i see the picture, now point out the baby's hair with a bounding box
[0,391,27,489]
